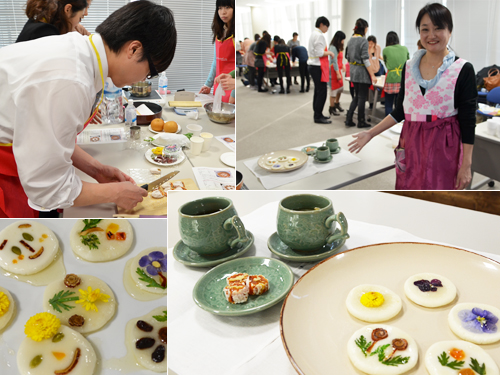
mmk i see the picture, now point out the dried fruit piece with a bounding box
[54,348,80,375]
[29,246,44,259]
[0,239,7,250]
[20,240,35,252]
[30,355,43,368]
[18,224,32,228]
[136,337,155,349]
[52,332,65,342]
[22,233,34,241]
[158,327,167,344]
[366,328,388,353]
[64,274,81,288]
[430,279,443,287]
[79,227,104,237]
[152,345,165,363]
[116,232,126,241]
[459,369,476,375]
[414,279,443,292]
[106,232,115,240]
[68,315,85,327]
[52,351,66,360]
[136,320,153,332]
[11,246,21,255]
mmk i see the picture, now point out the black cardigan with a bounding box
[16,19,60,43]
[391,56,477,144]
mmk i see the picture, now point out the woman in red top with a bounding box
[199,0,235,104]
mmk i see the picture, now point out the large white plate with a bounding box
[280,242,500,375]
[220,152,235,167]
[148,123,181,134]
[0,219,167,375]
[145,148,185,167]
[257,150,308,173]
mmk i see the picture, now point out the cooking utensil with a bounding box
[124,101,162,125]
[204,102,235,124]
[140,170,179,191]
[124,81,152,97]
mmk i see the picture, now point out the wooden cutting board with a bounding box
[115,178,198,217]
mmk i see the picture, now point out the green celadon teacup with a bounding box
[277,194,349,251]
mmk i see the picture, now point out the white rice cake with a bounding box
[0,286,15,331]
[70,219,133,262]
[126,306,167,373]
[17,325,96,375]
[129,247,168,295]
[43,274,117,334]
[0,221,59,275]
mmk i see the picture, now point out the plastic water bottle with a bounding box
[158,71,168,96]
[124,99,137,138]
[101,78,123,124]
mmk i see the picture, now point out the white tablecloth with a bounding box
[167,200,500,375]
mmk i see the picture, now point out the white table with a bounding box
[63,95,235,217]
[470,120,500,189]
[236,133,396,190]
[167,191,500,375]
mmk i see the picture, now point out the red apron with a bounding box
[214,35,235,103]
[320,47,329,83]
[330,51,344,90]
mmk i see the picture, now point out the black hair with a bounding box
[367,35,377,44]
[354,18,368,35]
[385,31,399,46]
[273,35,280,43]
[416,3,453,32]
[292,32,298,37]
[315,16,330,28]
[279,39,286,45]
[260,33,271,47]
[96,1,177,73]
[330,30,346,52]
[26,0,87,35]
[254,33,260,41]
[212,0,234,43]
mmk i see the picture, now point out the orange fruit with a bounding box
[164,121,178,133]
[151,118,164,131]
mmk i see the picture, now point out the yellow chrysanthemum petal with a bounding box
[25,312,61,342]
[76,286,109,313]
[0,292,10,317]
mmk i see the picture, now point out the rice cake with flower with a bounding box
[43,274,116,334]
[18,313,96,375]
[0,220,59,275]
[0,286,15,331]
[129,247,168,295]
[69,219,133,262]
[448,302,500,344]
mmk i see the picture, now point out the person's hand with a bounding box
[348,131,373,153]
[327,50,335,57]
[216,74,235,91]
[93,164,136,185]
[371,75,378,84]
[90,109,102,125]
[455,164,472,190]
[229,96,235,104]
[112,181,148,210]
[336,71,342,81]
[199,85,211,94]
[75,24,90,36]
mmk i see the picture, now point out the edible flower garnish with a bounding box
[139,251,167,288]
[458,307,498,333]
[0,292,10,316]
[75,286,110,312]
[25,312,61,341]
[360,292,385,307]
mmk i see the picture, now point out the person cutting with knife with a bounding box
[0,1,177,217]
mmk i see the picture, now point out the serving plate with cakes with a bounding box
[257,150,308,173]
[280,242,500,374]
[193,257,294,316]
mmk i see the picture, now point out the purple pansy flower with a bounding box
[458,308,498,334]
[139,251,167,276]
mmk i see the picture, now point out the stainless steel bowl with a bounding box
[204,102,235,124]
[130,81,152,97]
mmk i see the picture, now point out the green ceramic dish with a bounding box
[301,146,317,156]
[267,230,346,262]
[313,154,333,163]
[192,256,295,316]
[173,231,254,268]
[330,146,341,154]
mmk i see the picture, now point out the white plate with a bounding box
[257,150,308,173]
[148,123,181,134]
[0,219,167,375]
[389,123,403,134]
[220,152,236,167]
[145,148,185,167]
[280,242,500,375]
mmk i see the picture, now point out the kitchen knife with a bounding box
[140,170,180,192]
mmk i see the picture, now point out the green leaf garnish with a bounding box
[371,343,390,361]
[438,351,465,370]
[143,136,155,143]
[355,335,372,357]
[153,310,167,322]
[81,233,100,250]
[136,267,166,289]
[49,290,79,313]
[81,219,102,232]
[184,133,193,139]
[470,357,487,375]
[382,355,410,366]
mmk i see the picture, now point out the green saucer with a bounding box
[301,146,317,155]
[267,230,346,262]
[313,154,333,163]
[193,256,294,316]
[330,146,341,154]
[173,231,254,267]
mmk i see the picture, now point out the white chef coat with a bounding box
[307,28,327,66]
[0,32,107,211]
